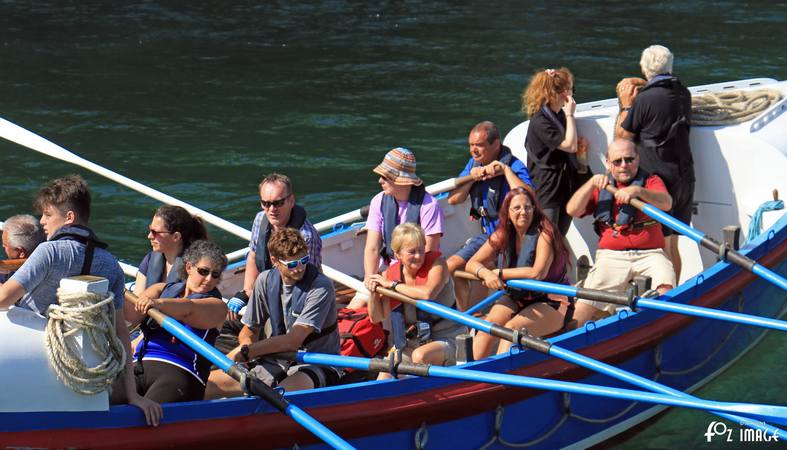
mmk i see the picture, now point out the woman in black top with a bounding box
[522,68,586,236]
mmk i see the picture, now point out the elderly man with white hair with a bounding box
[1,214,45,283]
[615,44,694,280]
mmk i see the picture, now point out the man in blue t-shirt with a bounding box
[447,121,533,310]
[0,175,162,427]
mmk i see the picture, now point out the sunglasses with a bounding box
[195,266,222,278]
[610,156,636,167]
[280,255,309,269]
[149,228,173,237]
[260,193,291,209]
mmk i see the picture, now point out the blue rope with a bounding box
[746,199,784,244]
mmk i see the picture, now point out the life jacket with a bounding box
[49,224,107,276]
[264,264,338,346]
[637,75,691,150]
[503,226,566,303]
[469,145,515,233]
[593,169,655,234]
[380,184,426,263]
[254,204,308,272]
[143,251,183,289]
[384,251,451,349]
[135,281,221,384]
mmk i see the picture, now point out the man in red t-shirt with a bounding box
[566,139,676,326]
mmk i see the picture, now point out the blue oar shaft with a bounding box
[147,310,354,450]
[465,290,506,315]
[375,286,787,438]
[607,185,787,292]
[296,352,787,427]
[505,279,787,332]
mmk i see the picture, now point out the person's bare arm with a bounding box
[566,174,607,217]
[242,250,260,296]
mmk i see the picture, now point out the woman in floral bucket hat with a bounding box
[347,147,445,309]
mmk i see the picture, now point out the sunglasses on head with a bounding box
[280,255,309,269]
[196,266,222,278]
[610,156,636,167]
[260,193,291,209]
[149,228,173,237]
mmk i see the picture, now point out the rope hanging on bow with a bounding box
[45,288,126,395]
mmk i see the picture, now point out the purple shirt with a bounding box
[365,191,444,237]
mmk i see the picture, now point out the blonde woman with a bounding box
[366,223,466,378]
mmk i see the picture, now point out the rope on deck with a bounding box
[691,88,783,126]
[45,288,126,395]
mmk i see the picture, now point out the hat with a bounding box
[373,147,423,186]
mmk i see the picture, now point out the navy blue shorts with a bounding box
[454,232,489,261]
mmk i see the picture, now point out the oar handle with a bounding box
[0,258,26,271]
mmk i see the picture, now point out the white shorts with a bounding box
[578,248,676,313]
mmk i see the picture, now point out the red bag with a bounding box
[337,307,386,365]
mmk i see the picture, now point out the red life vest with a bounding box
[383,251,442,309]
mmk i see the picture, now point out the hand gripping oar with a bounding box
[455,270,787,332]
[291,351,787,428]
[143,308,355,450]
[372,284,787,438]
[604,184,787,291]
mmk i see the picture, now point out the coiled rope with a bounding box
[45,288,126,395]
[691,88,783,126]
[746,199,784,244]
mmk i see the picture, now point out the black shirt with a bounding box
[621,75,695,188]
[525,108,572,209]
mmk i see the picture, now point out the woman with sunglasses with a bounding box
[522,67,588,236]
[466,187,569,360]
[133,205,208,296]
[367,223,467,378]
[116,239,228,404]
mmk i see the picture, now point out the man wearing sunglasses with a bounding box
[218,173,322,352]
[615,44,694,281]
[206,228,341,396]
[566,139,676,326]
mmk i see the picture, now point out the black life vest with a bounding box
[380,184,426,263]
[49,224,108,276]
[143,252,183,289]
[264,264,337,346]
[593,169,648,233]
[253,204,308,272]
[469,145,515,227]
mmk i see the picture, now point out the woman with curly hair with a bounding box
[522,67,587,236]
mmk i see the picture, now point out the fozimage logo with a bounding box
[704,421,780,443]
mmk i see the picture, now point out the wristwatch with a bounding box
[240,344,250,362]
[390,280,401,291]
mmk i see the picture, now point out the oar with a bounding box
[143,307,355,450]
[372,283,787,438]
[604,184,787,291]
[0,117,370,293]
[313,174,476,234]
[0,258,26,272]
[0,117,251,242]
[455,270,787,332]
[292,351,787,427]
[465,289,506,315]
[508,278,787,332]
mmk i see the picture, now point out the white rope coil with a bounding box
[45,289,126,395]
[692,88,783,126]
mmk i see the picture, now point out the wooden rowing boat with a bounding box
[1,77,785,449]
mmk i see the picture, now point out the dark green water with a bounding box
[1,2,785,447]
